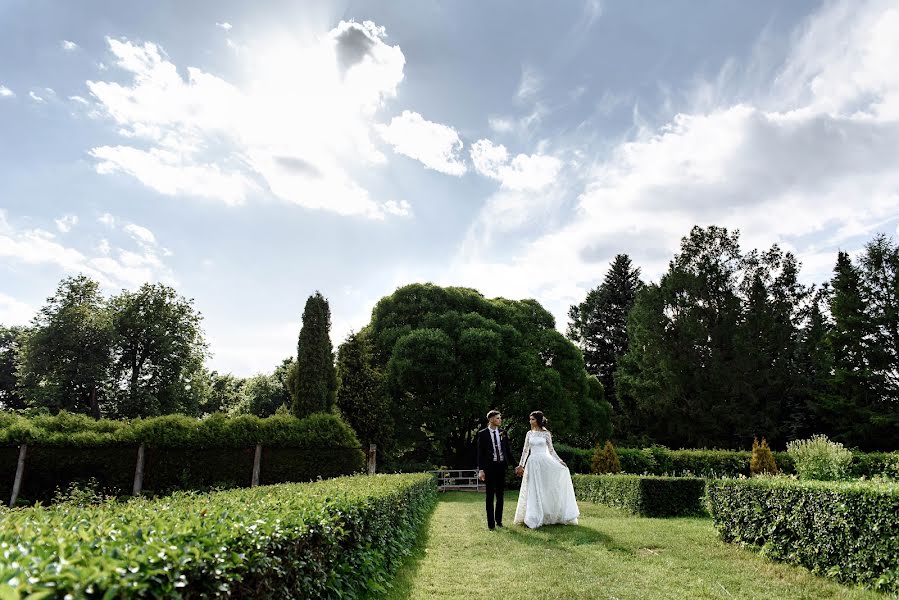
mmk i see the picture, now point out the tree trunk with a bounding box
[89,385,100,420]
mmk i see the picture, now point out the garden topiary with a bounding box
[591,440,621,474]
[749,437,778,476]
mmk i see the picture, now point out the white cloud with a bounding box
[0,210,175,290]
[0,292,34,326]
[216,22,233,31]
[376,110,466,175]
[28,91,45,103]
[84,21,409,219]
[123,223,157,246]
[454,0,899,334]
[98,213,116,227]
[90,145,255,206]
[68,95,89,105]
[61,40,79,51]
[470,139,562,191]
[0,85,13,98]
[54,215,79,233]
[516,65,541,101]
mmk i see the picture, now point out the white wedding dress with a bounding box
[513,429,580,528]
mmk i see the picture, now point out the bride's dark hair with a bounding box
[530,411,548,430]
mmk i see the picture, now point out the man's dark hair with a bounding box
[486,409,501,420]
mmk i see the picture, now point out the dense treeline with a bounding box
[3,223,897,464]
[569,226,899,451]
[0,277,296,420]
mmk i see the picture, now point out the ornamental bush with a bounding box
[749,437,778,476]
[787,434,853,481]
[591,441,621,474]
[0,473,437,599]
[572,474,706,517]
[706,477,899,593]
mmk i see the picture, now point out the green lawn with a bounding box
[386,492,884,600]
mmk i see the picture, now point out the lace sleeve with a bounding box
[545,431,564,464]
[518,431,531,468]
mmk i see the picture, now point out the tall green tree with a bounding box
[733,247,810,446]
[859,235,899,402]
[336,330,392,450]
[293,291,337,417]
[108,283,207,417]
[367,283,611,467]
[17,276,113,418]
[0,325,27,410]
[617,226,746,447]
[567,254,642,425]
[790,287,832,440]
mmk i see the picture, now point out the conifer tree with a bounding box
[293,292,337,417]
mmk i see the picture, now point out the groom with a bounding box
[476,409,515,530]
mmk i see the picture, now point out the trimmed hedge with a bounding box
[0,473,436,599]
[0,411,360,448]
[0,412,365,502]
[572,474,706,517]
[707,477,899,593]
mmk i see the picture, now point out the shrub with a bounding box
[617,447,658,474]
[850,451,899,480]
[0,412,365,502]
[553,443,593,473]
[707,477,899,593]
[750,437,778,476]
[572,474,706,517]
[0,473,436,599]
[787,434,853,481]
[591,441,621,474]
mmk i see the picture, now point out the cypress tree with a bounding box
[293,292,337,417]
[567,254,642,419]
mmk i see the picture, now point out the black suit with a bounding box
[476,427,516,528]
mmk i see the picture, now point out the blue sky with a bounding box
[2,0,898,376]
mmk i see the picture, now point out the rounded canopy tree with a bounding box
[351,283,611,468]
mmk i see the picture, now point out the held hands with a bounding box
[515,466,524,477]
[478,470,486,481]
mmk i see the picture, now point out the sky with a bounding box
[1,0,899,376]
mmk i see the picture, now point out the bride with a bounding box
[513,411,580,528]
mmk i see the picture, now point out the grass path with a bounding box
[386,492,883,600]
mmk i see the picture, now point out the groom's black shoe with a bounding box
[496,522,503,528]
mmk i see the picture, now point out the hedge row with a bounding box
[571,474,706,517]
[0,411,361,448]
[0,473,436,599]
[558,443,899,479]
[706,477,899,593]
[1,412,365,502]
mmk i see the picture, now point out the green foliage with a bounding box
[337,330,392,448]
[13,276,210,419]
[572,474,706,517]
[0,412,365,502]
[567,254,642,429]
[0,473,436,598]
[294,292,337,417]
[706,477,899,592]
[108,283,207,418]
[0,325,26,410]
[365,283,611,467]
[750,437,778,476]
[591,440,621,474]
[787,434,853,481]
[16,275,113,418]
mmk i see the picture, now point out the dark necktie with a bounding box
[492,429,501,461]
